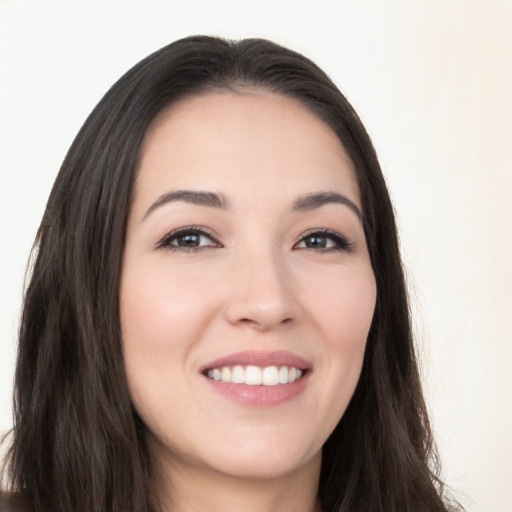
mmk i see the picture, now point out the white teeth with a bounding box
[221,367,231,382]
[245,365,263,385]
[206,365,304,385]
[231,365,245,384]
[262,366,279,386]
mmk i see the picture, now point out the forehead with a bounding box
[134,90,360,211]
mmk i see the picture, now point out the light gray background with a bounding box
[1,1,511,510]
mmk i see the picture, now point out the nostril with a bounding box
[237,316,293,329]
[223,288,299,330]
[238,317,257,325]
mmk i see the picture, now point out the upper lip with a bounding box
[200,350,312,372]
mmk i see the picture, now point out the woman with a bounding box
[1,36,460,511]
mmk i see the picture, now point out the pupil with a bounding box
[178,234,200,247]
[307,236,326,248]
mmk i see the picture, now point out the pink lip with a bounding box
[200,350,312,407]
[200,350,311,372]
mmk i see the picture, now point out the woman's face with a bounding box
[120,91,376,482]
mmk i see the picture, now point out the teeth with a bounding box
[245,365,263,385]
[262,366,279,386]
[221,367,231,382]
[206,365,304,385]
[231,365,245,384]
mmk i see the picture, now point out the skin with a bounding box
[120,90,377,512]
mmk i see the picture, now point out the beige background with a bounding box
[1,1,511,510]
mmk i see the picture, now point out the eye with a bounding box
[294,229,353,252]
[156,226,220,252]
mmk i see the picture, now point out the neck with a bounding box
[154,453,322,512]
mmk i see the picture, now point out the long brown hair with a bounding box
[2,36,461,511]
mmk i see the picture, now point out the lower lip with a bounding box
[204,374,309,407]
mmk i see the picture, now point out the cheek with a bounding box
[309,267,376,349]
[120,262,214,349]
[305,267,376,421]
[119,263,218,407]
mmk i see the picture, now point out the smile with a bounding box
[201,350,311,406]
[206,365,304,386]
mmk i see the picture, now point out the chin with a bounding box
[151,428,321,482]
[198,432,323,481]
[207,450,321,482]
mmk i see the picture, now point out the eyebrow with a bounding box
[143,190,230,220]
[142,189,363,222]
[292,192,363,221]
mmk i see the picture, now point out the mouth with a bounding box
[200,350,311,406]
[203,365,305,386]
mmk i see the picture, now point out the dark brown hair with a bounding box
[2,35,460,511]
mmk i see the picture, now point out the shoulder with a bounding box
[0,492,32,512]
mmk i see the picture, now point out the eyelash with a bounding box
[155,227,354,253]
[294,229,354,253]
[155,226,221,253]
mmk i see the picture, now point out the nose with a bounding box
[224,248,300,331]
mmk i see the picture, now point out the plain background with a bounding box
[1,1,511,510]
